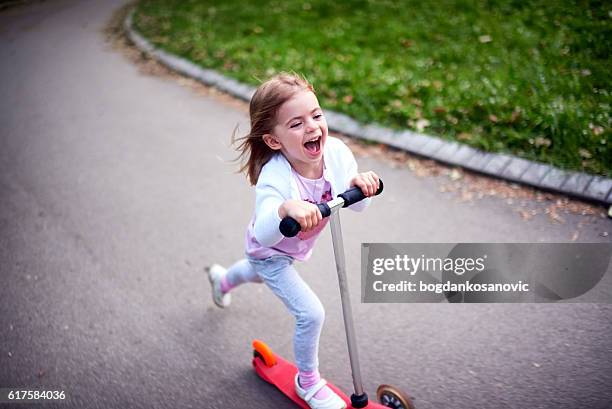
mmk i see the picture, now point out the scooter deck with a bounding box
[253,352,388,409]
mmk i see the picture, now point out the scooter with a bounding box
[251,180,415,409]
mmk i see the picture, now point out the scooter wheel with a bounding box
[376,384,415,409]
[252,339,277,368]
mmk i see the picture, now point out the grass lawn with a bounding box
[133,0,611,176]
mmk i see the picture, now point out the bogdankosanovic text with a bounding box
[373,280,530,294]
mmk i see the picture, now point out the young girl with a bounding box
[207,73,379,409]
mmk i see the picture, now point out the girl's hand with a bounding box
[350,171,380,197]
[278,199,322,232]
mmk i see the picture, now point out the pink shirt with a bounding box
[245,168,332,261]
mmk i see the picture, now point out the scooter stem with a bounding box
[329,210,368,408]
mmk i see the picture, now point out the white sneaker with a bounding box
[294,374,347,409]
[206,264,231,308]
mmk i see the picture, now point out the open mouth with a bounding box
[303,136,321,154]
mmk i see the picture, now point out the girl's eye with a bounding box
[314,114,323,119]
[290,122,302,129]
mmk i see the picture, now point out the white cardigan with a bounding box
[252,136,370,248]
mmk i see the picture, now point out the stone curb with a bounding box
[124,11,612,207]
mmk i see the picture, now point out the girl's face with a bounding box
[264,90,328,178]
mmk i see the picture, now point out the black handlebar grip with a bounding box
[279,203,331,237]
[318,202,331,218]
[339,179,384,208]
[279,217,300,238]
[279,179,383,237]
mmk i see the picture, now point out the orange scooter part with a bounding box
[252,340,390,408]
[252,339,277,367]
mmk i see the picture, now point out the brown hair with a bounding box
[233,72,315,185]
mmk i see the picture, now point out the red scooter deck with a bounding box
[252,350,388,409]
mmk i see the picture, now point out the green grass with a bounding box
[133,0,611,176]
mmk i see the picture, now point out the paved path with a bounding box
[0,1,611,409]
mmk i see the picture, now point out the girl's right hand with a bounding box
[278,200,322,233]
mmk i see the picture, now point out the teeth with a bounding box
[305,136,321,143]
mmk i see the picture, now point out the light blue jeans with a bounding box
[225,255,325,371]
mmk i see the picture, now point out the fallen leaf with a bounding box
[447,115,459,125]
[415,118,430,132]
[548,210,565,224]
[410,98,423,107]
[460,190,474,202]
[590,124,604,135]
[434,106,447,114]
[535,137,551,147]
[450,169,463,181]
[400,38,413,48]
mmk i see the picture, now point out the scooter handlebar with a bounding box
[279,179,383,237]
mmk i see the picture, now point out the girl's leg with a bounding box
[221,259,263,293]
[208,259,263,308]
[254,257,335,402]
[254,256,324,372]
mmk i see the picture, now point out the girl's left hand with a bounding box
[350,171,380,197]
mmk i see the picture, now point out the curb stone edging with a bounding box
[124,10,612,208]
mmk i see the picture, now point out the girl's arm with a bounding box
[252,182,286,248]
[253,187,323,247]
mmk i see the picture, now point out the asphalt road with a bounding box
[1,1,611,409]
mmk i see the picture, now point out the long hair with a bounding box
[233,72,315,185]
